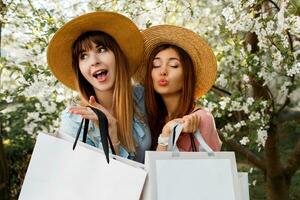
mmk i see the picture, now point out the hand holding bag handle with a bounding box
[72,106,116,164]
[167,122,214,156]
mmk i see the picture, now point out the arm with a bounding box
[194,109,222,151]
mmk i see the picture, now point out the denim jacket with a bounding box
[59,85,151,163]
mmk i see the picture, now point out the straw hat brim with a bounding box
[47,11,144,90]
[134,25,217,98]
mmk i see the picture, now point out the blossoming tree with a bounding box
[0,0,299,199]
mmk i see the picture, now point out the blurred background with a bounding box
[0,0,299,199]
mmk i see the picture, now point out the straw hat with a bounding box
[47,11,144,90]
[134,25,217,98]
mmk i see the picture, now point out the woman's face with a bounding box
[151,48,184,96]
[78,42,116,93]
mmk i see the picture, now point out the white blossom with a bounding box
[242,74,250,82]
[224,123,234,132]
[230,100,241,111]
[249,168,253,173]
[256,129,268,147]
[278,81,292,97]
[240,137,250,145]
[249,112,261,122]
[42,101,57,114]
[286,62,300,77]
[222,7,235,23]
[217,74,228,87]
[276,0,287,33]
[23,122,36,134]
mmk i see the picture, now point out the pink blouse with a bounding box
[176,109,222,152]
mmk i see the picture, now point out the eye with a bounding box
[79,53,88,60]
[97,46,108,53]
[169,63,179,68]
[153,60,161,68]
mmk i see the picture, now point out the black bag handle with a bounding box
[73,106,116,164]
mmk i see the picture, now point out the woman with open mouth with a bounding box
[47,12,151,163]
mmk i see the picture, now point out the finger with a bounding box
[69,107,99,119]
[69,107,92,114]
[88,97,115,120]
[191,114,197,132]
[182,116,192,132]
[79,114,98,121]
[194,114,201,130]
[173,118,184,124]
[89,96,96,104]
[88,96,105,110]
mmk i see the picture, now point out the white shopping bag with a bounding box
[142,123,241,200]
[238,172,250,200]
[19,133,147,200]
[56,131,145,169]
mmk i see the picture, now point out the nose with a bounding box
[90,53,101,67]
[160,65,167,76]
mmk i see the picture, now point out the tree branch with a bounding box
[284,138,300,177]
[267,0,280,11]
[212,85,232,96]
[218,130,266,171]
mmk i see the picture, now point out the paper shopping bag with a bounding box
[142,151,241,200]
[18,133,146,200]
[238,172,250,200]
[56,130,145,169]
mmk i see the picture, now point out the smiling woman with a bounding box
[47,12,151,163]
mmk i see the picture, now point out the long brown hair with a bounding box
[72,31,136,152]
[145,44,195,149]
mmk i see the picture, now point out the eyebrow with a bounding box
[96,44,104,48]
[78,44,104,54]
[153,57,180,61]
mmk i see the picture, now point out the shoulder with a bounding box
[193,108,215,123]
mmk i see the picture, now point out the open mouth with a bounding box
[92,69,108,82]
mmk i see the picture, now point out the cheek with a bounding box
[174,70,184,87]
[109,54,116,68]
[178,68,184,81]
[151,69,158,81]
[78,63,85,75]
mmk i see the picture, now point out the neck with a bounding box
[161,92,181,120]
[95,89,114,114]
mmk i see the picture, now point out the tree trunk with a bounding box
[265,124,290,200]
[0,134,9,200]
[266,174,290,200]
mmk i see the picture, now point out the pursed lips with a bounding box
[158,79,168,86]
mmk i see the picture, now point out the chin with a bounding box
[94,84,115,92]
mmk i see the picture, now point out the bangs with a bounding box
[72,31,115,59]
